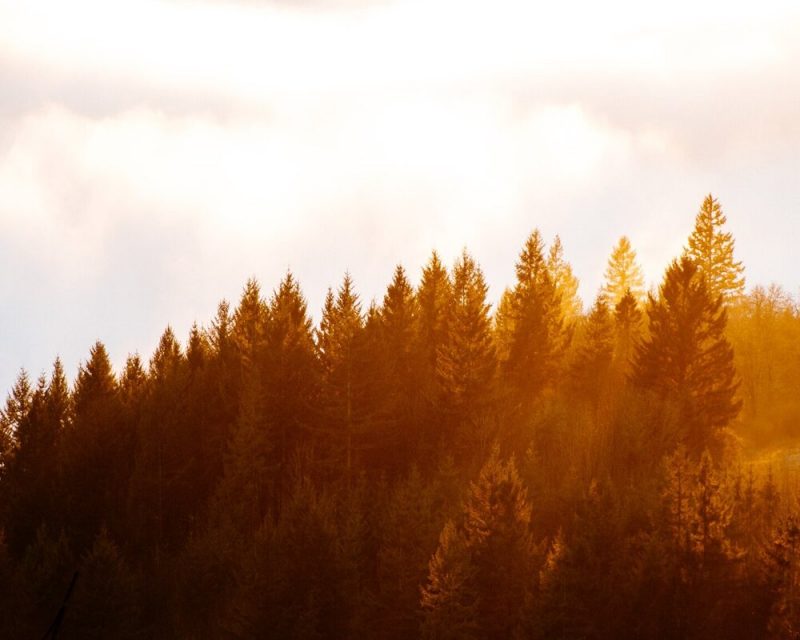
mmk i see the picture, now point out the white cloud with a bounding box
[0,0,798,393]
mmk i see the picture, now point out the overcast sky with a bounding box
[1,0,798,394]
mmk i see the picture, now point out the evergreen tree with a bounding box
[569,296,614,408]
[264,271,319,506]
[436,250,496,450]
[685,194,745,303]
[547,235,582,326]
[601,236,645,307]
[611,289,643,379]
[0,370,32,477]
[316,274,367,485]
[415,252,452,460]
[502,231,566,408]
[422,449,535,640]
[633,257,741,456]
[62,342,126,551]
[3,361,69,556]
[369,265,419,472]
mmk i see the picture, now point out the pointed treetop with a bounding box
[74,342,116,403]
[547,235,582,323]
[149,326,183,379]
[602,235,645,307]
[684,194,745,303]
[515,229,549,288]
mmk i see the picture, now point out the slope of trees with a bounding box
[1,197,799,638]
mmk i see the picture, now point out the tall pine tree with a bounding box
[601,236,645,307]
[685,194,745,304]
[633,257,741,456]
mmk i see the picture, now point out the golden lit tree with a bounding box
[601,236,645,307]
[685,194,745,303]
[547,235,582,326]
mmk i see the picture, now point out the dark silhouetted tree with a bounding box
[633,257,741,456]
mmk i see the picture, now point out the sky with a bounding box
[1,0,799,395]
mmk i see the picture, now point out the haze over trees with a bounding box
[1,195,799,638]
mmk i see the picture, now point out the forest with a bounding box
[1,194,799,639]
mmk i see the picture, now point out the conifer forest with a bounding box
[3,195,800,639]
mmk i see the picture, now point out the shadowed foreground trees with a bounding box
[1,198,800,638]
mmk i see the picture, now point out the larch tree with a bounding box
[601,236,645,307]
[685,194,745,304]
[547,235,582,326]
[633,257,741,456]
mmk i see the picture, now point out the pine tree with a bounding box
[436,250,496,447]
[62,342,126,551]
[547,235,582,326]
[632,257,741,456]
[263,271,319,507]
[601,236,645,307]
[611,289,643,379]
[422,448,535,640]
[0,371,32,479]
[373,265,419,471]
[502,231,566,407]
[316,273,366,485]
[415,252,453,459]
[685,194,745,303]
[569,296,614,407]
[3,360,70,556]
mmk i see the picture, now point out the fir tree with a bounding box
[633,257,741,456]
[422,449,535,640]
[264,271,319,507]
[685,194,745,303]
[62,342,126,551]
[547,235,582,325]
[601,236,645,307]
[316,274,366,485]
[569,296,614,408]
[0,370,32,478]
[436,250,496,447]
[611,289,643,379]
[502,230,566,407]
[415,252,453,460]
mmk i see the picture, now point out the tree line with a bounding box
[1,194,799,638]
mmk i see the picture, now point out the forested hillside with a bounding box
[1,195,799,638]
